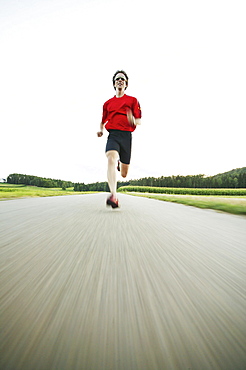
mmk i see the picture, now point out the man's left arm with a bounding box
[127,98,142,126]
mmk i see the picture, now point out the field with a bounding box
[0,184,93,199]
[118,186,246,215]
[118,185,246,196]
[1,184,246,215]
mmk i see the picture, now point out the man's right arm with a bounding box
[98,102,108,137]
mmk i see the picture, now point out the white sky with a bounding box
[1,0,245,183]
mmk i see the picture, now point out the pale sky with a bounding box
[1,0,245,183]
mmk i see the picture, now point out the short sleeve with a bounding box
[102,102,108,123]
[132,98,142,119]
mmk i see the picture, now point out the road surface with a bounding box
[0,193,246,369]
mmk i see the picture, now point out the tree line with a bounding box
[7,173,74,189]
[7,167,246,192]
[74,167,246,191]
[74,181,128,192]
[128,169,246,189]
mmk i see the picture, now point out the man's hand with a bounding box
[127,109,141,126]
[97,131,103,137]
[127,109,135,126]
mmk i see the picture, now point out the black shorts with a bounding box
[105,130,132,165]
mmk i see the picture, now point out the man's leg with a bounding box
[120,163,129,178]
[118,131,131,179]
[106,150,119,197]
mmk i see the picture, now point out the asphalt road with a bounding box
[0,194,246,370]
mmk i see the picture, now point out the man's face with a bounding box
[114,73,127,90]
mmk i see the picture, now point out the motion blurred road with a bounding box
[0,193,246,370]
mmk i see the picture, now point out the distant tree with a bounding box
[7,173,74,188]
[233,177,238,188]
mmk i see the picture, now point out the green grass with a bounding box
[124,192,246,215]
[118,185,246,196]
[2,184,245,215]
[0,184,95,200]
[118,185,246,215]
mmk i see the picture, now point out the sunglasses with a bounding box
[115,77,126,81]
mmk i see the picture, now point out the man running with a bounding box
[97,70,142,208]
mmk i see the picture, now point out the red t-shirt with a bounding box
[102,94,142,132]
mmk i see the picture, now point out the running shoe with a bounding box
[106,194,119,208]
[117,160,120,172]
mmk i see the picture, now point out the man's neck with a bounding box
[115,88,125,98]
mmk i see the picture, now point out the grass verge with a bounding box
[124,192,246,216]
[118,185,246,196]
[0,184,95,200]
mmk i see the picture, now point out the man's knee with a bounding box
[108,156,116,165]
[106,151,118,165]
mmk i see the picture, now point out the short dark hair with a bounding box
[112,70,128,89]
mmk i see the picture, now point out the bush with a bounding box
[118,186,246,196]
